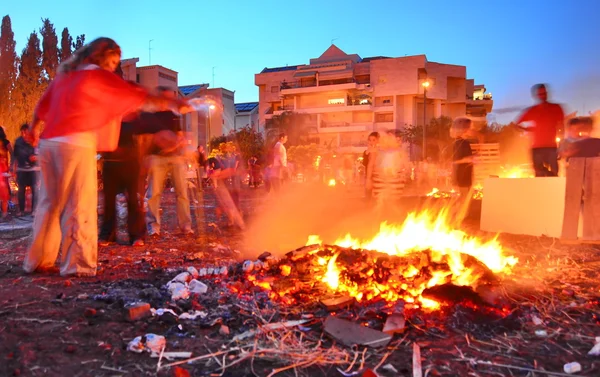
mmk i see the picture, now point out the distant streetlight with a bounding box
[207,105,216,149]
[422,80,431,160]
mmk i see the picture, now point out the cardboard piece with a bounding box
[323,316,391,348]
[481,177,568,238]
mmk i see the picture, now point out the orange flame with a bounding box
[307,208,517,309]
[499,166,534,179]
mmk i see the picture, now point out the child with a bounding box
[451,117,475,198]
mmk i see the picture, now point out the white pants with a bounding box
[23,140,98,276]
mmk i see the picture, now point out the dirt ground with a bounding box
[1,187,600,377]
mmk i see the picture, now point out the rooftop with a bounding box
[179,84,209,96]
[261,65,302,74]
[235,102,259,113]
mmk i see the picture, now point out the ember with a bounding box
[244,209,517,312]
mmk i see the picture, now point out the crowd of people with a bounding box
[0,35,597,279]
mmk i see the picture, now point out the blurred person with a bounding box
[560,117,600,159]
[0,126,12,220]
[362,132,379,200]
[196,145,207,173]
[271,133,288,192]
[208,153,245,229]
[23,37,193,277]
[366,130,409,205]
[13,123,39,216]
[451,118,476,198]
[99,111,150,247]
[248,156,261,188]
[145,86,193,237]
[514,84,565,177]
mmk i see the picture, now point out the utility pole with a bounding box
[149,39,154,64]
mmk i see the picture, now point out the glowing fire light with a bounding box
[328,179,336,187]
[499,166,534,179]
[307,208,517,310]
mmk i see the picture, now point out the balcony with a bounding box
[280,78,371,95]
[319,121,372,133]
[272,105,295,115]
[467,97,494,114]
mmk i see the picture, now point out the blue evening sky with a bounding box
[5,0,600,123]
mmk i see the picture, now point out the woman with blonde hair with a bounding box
[24,37,193,277]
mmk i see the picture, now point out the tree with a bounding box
[209,126,265,163]
[39,18,59,80]
[73,34,85,51]
[0,15,18,130]
[287,143,322,171]
[399,116,454,162]
[59,27,72,63]
[13,31,44,132]
[268,111,312,146]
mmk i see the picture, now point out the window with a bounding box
[271,86,279,93]
[375,112,394,122]
[136,74,140,83]
[328,98,345,105]
[375,96,393,106]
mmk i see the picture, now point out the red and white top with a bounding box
[35,65,148,151]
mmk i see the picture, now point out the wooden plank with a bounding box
[582,157,600,240]
[561,158,585,240]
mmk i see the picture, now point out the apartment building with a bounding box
[121,58,179,97]
[255,45,492,150]
[178,84,236,148]
[234,102,260,132]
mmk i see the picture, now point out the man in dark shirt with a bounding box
[100,115,149,246]
[451,118,475,195]
[145,87,192,236]
[12,124,39,215]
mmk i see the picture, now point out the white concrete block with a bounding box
[480,177,570,238]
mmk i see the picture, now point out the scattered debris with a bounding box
[382,313,405,334]
[588,342,600,356]
[127,334,166,354]
[150,351,192,360]
[188,279,208,294]
[563,362,581,374]
[382,364,399,374]
[232,319,309,341]
[320,296,354,311]
[186,267,199,279]
[126,302,151,321]
[323,316,391,348]
[219,325,230,336]
[412,343,422,377]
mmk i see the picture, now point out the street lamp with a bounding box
[422,80,430,160]
[207,104,216,149]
